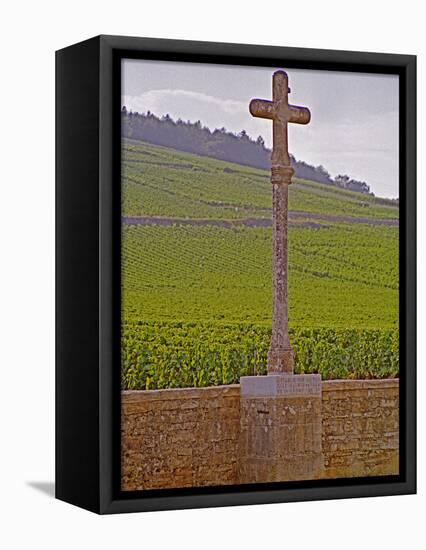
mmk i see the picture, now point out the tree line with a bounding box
[121,108,373,195]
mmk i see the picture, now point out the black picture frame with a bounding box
[56,34,416,514]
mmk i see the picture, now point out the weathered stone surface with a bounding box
[250,70,311,374]
[321,379,399,478]
[239,392,323,483]
[121,385,240,491]
[121,379,399,491]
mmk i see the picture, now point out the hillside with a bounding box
[120,139,399,389]
[122,139,397,220]
[122,112,374,194]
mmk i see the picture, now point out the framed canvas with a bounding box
[56,35,416,514]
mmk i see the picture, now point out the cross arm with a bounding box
[288,104,311,125]
[250,98,310,125]
[249,99,274,119]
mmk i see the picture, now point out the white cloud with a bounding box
[122,89,267,140]
[125,88,248,114]
[290,110,399,197]
[123,89,247,122]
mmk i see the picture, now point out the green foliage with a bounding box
[122,223,398,329]
[121,322,399,390]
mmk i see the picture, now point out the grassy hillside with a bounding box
[122,139,398,220]
[121,139,399,389]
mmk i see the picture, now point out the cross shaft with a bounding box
[250,70,310,374]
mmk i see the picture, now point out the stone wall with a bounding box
[121,385,240,491]
[121,379,399,491]
[321,380,399,479]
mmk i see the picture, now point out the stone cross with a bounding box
[250,70,310,374]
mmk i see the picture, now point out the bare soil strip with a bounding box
[122,212,399,228]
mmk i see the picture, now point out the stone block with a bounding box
[239,374,323,484]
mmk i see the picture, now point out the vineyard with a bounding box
[122,139,398,220]
[121,139,399,389]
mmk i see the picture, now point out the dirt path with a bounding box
[290,211,398,226]
[122,212,398,228]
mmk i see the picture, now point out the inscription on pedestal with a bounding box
[240,374,321,397]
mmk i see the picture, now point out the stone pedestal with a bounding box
[239,374,323,484]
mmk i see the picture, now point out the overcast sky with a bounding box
[122,59,399,198]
